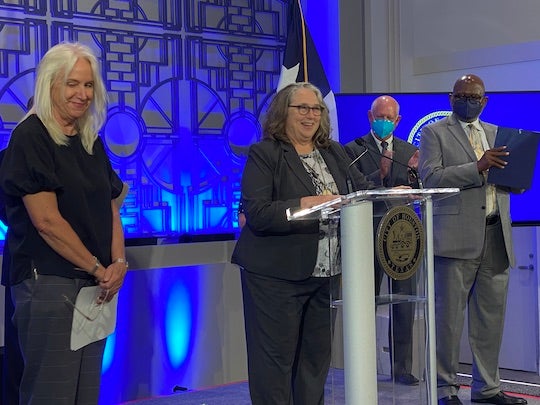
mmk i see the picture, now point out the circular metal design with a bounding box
[224,111,261,161]
[376,205,425,281]
[138,78,228,193]
[407,110,452,147]
[103,108,143,160]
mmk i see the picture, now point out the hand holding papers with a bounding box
[487,126,540,190]
[67,286,119,351]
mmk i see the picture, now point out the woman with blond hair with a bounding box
[0,42,127,404]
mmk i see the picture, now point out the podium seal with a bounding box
[376,206,425,280]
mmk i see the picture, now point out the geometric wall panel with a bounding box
[0,0,288,240]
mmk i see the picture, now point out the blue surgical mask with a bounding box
[372,119,395,139]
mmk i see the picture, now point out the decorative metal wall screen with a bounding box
[0,0,287,239]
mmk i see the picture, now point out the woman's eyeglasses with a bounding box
[63,289,109,322]
[288,104,324,116]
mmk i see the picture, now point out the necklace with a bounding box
[299,149,335,195]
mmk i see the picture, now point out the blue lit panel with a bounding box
[98,265,233,405]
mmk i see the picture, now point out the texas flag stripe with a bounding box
[277,0,339,139]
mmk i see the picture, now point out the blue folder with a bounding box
[487,126,540,190]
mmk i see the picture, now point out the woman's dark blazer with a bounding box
[231,138,373,281]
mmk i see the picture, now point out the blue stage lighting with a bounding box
[165,282,192,368]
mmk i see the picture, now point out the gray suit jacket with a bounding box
[418,113,515,267]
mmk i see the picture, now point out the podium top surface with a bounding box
[286,187,459,221]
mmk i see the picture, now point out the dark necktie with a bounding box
[380,141,391,186]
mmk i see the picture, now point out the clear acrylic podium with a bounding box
[287,188,459,405]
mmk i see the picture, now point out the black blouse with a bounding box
[0,114,123,285]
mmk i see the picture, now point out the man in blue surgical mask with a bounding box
[346,95,419,187]
[345,95,420,386]
[419,74,525,405]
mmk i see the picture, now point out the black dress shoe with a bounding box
[395,373,419,385]
[438,395,463,405]
[471,391,527,404]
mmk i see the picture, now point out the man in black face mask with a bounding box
[419,75,526,405]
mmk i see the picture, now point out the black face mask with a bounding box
[452,98,483,121]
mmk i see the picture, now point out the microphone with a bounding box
[346,144,369,193]
[348,143,369,168]
[355,138,423,189]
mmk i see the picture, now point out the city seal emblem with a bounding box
[376,205,425,280]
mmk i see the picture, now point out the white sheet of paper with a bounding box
[70,286,118,351]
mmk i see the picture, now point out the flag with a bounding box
[277,0,339,139]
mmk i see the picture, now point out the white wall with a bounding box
[335,0,540,93]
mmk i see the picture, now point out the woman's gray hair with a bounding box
[25,42,107,154]
[262,82,332,148]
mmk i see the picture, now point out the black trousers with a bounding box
[241,270,339,405]
[374,262,416,376]
[3,280,23,405]
[374,213,416,377]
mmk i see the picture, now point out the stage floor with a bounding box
[123,368,540,405]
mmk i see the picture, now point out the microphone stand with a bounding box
[355,138,423,189]
[346,145,369,193]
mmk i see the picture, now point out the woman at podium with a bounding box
[232,82,373,404]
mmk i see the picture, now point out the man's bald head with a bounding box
[371,95,400,117]
[453,74,485,95]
